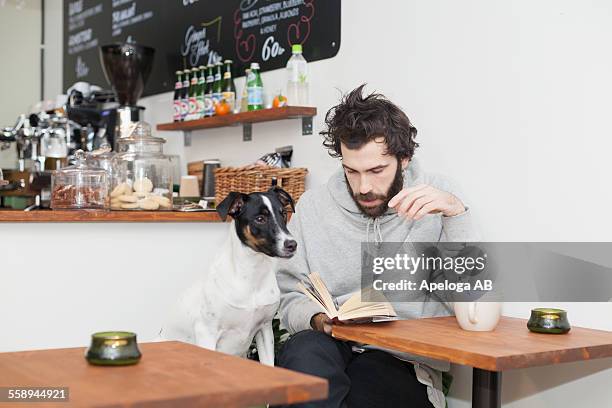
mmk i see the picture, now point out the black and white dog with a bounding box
[160,187,296,366]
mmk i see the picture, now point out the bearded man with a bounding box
[275,85,478,408]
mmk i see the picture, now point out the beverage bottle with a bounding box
[240,68,251,112]
[212,61,223,109]
[247,63,264,111]
[204,64,215,117]
[187,68,199,121]
[181,69,190,121]
[286,44,309,106]
[196,65,206,119]
[222,60,237,112]
[173,70,183,122]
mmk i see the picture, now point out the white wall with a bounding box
[0,0,41,125]
[4,1,611,407]
[43,0,63,100]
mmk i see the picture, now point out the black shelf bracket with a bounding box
[302,117,313,136]
[183,130,192,147]
[242,123,253,141]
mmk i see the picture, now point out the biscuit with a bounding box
[133,177,153,193]
[120,202,139,209]
[138,199,160,210]
[118,194,138,203]
[110,182,131,198]
[149,195,172,208]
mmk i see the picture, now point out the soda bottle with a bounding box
[204,64,215,117]
[240,68,251,113]
[247,63,264,111]
[181,69,190,121]
[222,60,237,112]
[196,65,206,119]
[187,68,199,121]
[212,61,223,109]
[286,44,309,106]
[173,70,183,122]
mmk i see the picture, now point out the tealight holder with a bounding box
[527,308,571,334]
[85,331,142,366]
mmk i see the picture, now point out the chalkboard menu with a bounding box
[63,0,341,97]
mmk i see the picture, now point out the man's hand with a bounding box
[388,184,465,221]
[310,313,333,335]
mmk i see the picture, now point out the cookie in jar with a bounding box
[110,178,172,210]
[110,121,173,211]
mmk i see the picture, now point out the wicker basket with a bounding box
[214,165,308,205]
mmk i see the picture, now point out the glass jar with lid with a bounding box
[110,121,173,211]
[51,150,110,210]
[86,143,114,176]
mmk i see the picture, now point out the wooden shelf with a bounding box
[156,106,316,132]
[0,210,224,223]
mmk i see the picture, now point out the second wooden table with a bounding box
[332,316,612,408]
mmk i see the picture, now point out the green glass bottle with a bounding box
[247,63,264,111]
[212,61,223,108]
[196,65,206,119]
[222,60,237,112]
[181,69,190,121]
[173,70,183,122]
[187,68,198,120]
[204,64,215,117]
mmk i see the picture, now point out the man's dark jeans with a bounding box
[276,330,434,408]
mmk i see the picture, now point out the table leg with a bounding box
[472,368,501,408]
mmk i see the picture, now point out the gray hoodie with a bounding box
[276,159,479,407]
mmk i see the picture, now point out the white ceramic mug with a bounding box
[453,301,502,331]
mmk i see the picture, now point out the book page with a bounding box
[297,275,338,319]
[297,281,328,315]
[337,287,397,321]
[308,273,339,318]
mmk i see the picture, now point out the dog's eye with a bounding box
[254,215,267,224]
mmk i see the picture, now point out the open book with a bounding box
[298,272,397,323]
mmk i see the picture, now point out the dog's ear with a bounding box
[268,186,295,212]
[217,192,248,221]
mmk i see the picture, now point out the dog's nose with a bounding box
[284,239,297,252]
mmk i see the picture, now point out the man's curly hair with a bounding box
[321,84,419,160]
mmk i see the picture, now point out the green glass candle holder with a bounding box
[527,308,571,334]
[85,331,142,366]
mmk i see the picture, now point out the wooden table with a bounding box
[332,316,612,408]
[0,341,327,407]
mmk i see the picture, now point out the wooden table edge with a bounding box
[493,343,612,371]
[89,377,328,408]
[0,341,329,408]
[331,326,501,371]
[332,317,612,372]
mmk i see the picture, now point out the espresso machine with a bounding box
[64,87,117,151]
[99,42,155,140]
[0,42,155,210]
[0,114,53,210]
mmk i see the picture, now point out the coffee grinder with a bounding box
[99,43,155,140]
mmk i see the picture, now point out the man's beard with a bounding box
[346,161,404,218]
